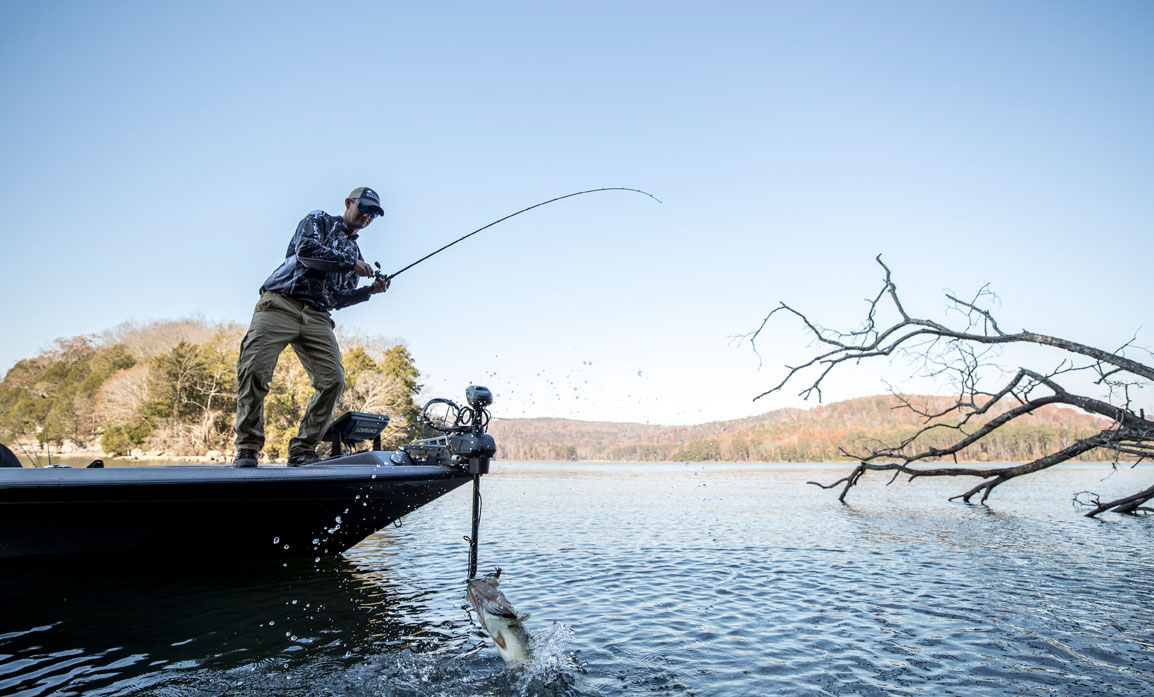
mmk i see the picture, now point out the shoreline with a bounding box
[5,437,1141,468]
[15,452,1142,468]
[5,439,236,465]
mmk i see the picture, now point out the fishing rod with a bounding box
[373,186,661,282]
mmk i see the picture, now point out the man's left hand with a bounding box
[370,276,391,294]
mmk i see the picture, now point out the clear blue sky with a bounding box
[2,1,1151,424]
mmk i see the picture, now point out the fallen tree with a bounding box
[748,256,1153,517]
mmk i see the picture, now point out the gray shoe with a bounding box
[233,448,260,468]
[287,450,321,466]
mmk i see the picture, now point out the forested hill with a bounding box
[488,395,1111,462]
[0,319,423,460]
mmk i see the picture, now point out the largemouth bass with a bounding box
[466,569,532,665]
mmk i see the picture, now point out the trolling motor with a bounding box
[397,385,496,578]
[398,385,496,471]
[425,385,496,474]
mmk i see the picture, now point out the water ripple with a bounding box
[1,462,1151,696]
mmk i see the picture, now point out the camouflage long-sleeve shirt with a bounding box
[259,210,373,312]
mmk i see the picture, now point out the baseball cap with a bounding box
[348,186,384,216]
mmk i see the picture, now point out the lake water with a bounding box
[1,462,1152,696]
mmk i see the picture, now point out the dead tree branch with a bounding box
[752,256,1153,517]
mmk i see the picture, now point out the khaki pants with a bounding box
[234,291,344,456]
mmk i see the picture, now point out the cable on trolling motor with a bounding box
[457,406,489,580]
[464,480,483,580]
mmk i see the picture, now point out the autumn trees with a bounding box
[749,257,1153,517]
[0,337,135,451]
[1,320,423,460]
[262,343,422,457]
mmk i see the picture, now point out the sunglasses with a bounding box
[357,202,382,219]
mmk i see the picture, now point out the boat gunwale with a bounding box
[0,462,470,493]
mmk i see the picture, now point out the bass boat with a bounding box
[0,386,496,561]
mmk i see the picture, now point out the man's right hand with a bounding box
[353,260,374,277]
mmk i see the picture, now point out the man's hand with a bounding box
[354,260,374,277]
[370,275,391,294]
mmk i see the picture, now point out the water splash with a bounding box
[513,622,580,693]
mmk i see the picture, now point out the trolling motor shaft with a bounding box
[458,386,494,579]
[468,472,482,579]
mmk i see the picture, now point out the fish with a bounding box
[466,568,533,665]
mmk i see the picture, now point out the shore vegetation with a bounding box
[0,319,422,461]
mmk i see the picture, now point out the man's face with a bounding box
[343,198,377,230]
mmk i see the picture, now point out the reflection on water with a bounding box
[1,462,1152,696]
[0,553,463,696]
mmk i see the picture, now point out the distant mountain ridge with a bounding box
[488,394,1110,462]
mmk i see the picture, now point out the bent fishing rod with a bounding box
[373,186,661,282]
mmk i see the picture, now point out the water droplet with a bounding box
[272,536,280,544]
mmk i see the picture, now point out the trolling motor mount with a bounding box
[449,386,495,474]
[397,386,496,474]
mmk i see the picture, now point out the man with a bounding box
[233,187,391,467]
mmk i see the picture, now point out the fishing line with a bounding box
[376,186,661,282]
[3,426,41,468]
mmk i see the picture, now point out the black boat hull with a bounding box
[0,453,471,559]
